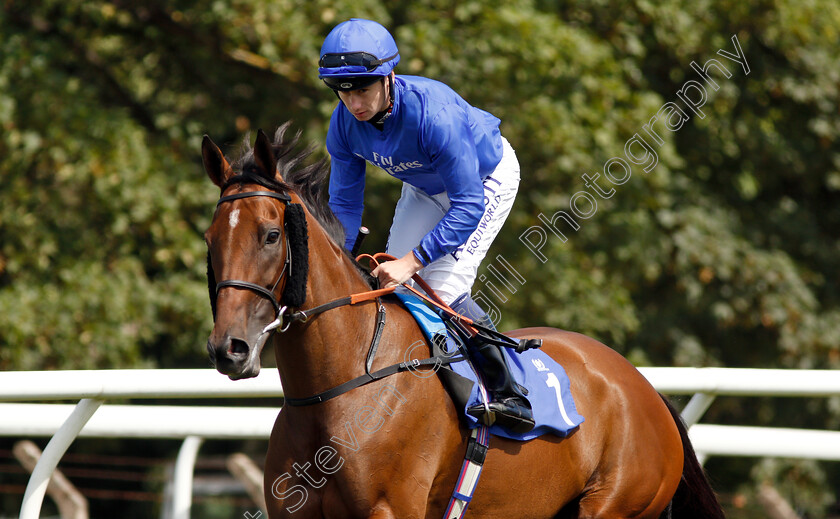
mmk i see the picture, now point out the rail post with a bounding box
[19,398,103,519]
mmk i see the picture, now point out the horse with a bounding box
[201,124,726,519]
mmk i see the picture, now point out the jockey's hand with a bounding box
[373,252,424,288]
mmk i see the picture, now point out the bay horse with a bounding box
[202,125,725,518]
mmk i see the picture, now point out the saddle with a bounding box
[395,292,584,442]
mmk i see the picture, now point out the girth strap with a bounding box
[443,425,491,519]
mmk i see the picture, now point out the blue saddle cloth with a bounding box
[395,293,584,442]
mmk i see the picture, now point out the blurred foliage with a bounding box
[751,459,835,518]
[1,0,839,516]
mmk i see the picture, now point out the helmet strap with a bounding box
[367,75,394,130]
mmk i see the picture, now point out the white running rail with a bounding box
[2,367,839,519]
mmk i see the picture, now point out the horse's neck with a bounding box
[273,226,379,399]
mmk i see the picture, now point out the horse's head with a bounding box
[201,127,312,379]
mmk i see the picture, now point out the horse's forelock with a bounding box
[225,124,346,254]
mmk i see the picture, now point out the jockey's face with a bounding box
[337,76,390,122]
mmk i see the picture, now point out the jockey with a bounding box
[319,18,533,434]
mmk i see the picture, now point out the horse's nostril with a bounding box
[229,338,249,356]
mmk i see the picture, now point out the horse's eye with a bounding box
[266,230,282,245]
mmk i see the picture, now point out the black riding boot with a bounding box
[450,294,535,434]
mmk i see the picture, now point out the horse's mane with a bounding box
[227,123,347,248]
[224,123,375,287]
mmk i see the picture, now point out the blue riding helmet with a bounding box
[318,18,400,91]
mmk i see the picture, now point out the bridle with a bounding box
[213,190,295,334]
[210,186,393,337]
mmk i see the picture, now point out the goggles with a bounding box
[319,51,399,72]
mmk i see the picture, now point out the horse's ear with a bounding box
[253,129,278,181]
[202,135,232,188]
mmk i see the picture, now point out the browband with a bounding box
[217,190,291,207]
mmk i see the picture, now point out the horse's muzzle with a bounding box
[207,333,264,380]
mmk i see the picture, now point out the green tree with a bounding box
[1,1,839,516]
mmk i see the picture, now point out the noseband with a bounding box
[213,190,296,334]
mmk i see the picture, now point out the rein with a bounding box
[281,254,531,407]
